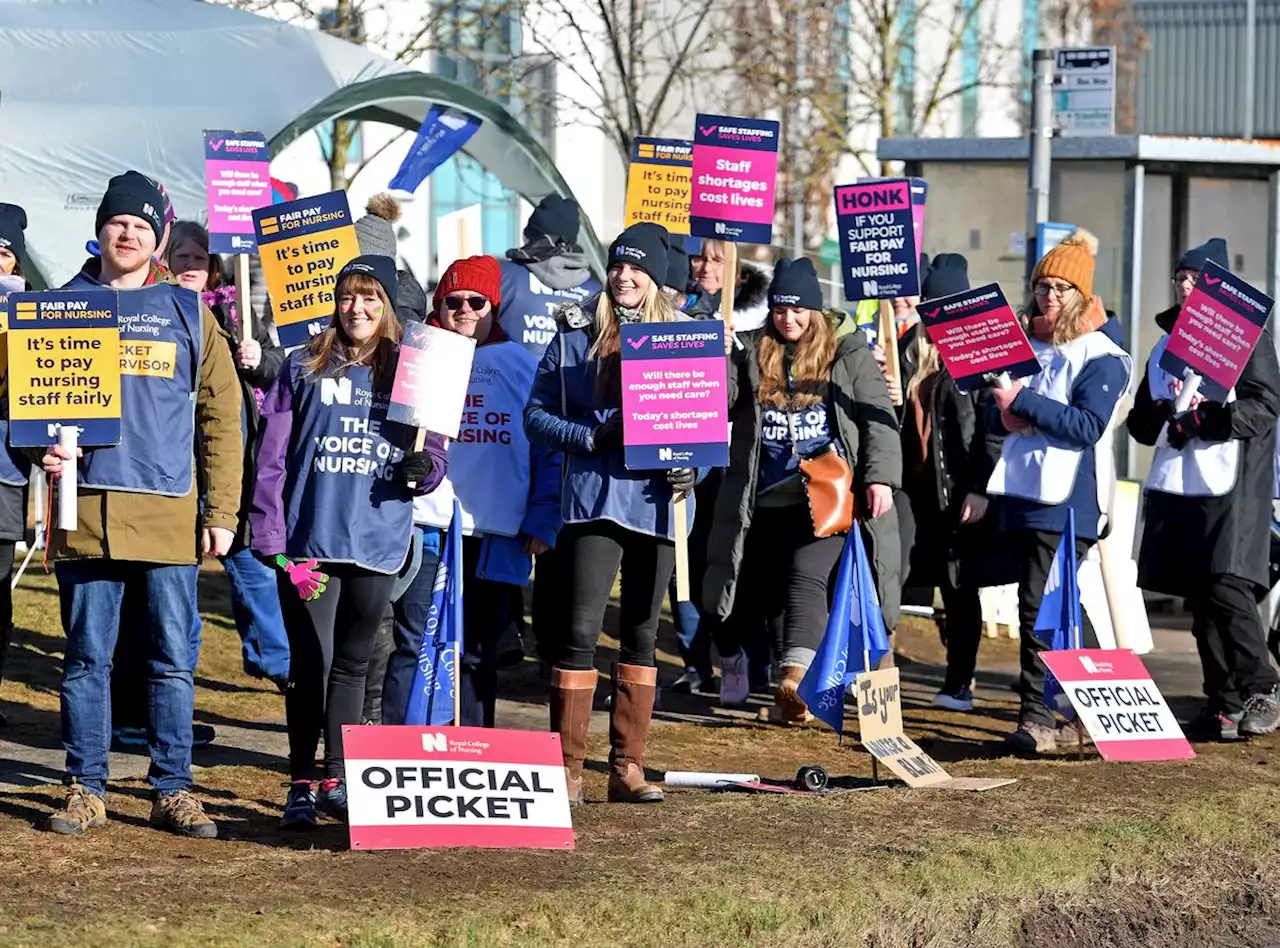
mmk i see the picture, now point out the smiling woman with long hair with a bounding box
[250,255,448,830]
[525,222,693,807]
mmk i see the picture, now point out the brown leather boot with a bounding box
[549,667,597,806]
[607,663,664,803]
[774,664,815,725]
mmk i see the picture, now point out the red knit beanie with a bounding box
[433,255,502,311]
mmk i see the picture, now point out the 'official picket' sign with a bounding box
[343,725,574,850]
[1041,650,1195,762]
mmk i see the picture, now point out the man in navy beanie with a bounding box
[0,203,27,276]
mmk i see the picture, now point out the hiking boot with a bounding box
[45,783,107,836]
[607,664,664,804]
[1004,719,1058,755]
[316,779,348,821]
[551,667,597,806]
[1241,686,1280,737]
[192,723,216,747]
[933,686,974,712]
[719,651,750,708]
[1186,706,1245,742]
[670,671,701,694]
[280,781,317,828]
[150,790,217,839]
[769,665,814,726]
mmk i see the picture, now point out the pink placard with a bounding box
[690,144,778,226]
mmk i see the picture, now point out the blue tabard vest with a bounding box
[280,357,415,574]
[498,260,600,358]
[62,277,201,497]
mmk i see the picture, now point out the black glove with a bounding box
[401,450,435,485]
[589,413,624,453]
[1167,402,1231,450]
[1165,410,1200,450]
[666,467,696,498]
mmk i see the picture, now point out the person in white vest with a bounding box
[986,229,1133,755]
[1126,238,1280,741]
[381,255,562,728]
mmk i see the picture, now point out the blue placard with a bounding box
[252,189,354,247]
[833,178,920,301]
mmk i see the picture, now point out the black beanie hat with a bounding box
[609,222,670,288]
[0,203,28,265]
[96,171,165,246]
[1176,237,1230,275]
[664,243,690,291]
[336,255,399,311]
[525,194,581,245]
[769,257,824,311]
[920,253,970,302]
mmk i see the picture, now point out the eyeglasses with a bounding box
[1033,281,1077,299]
[1172,272,1198,287]
[444,295,489,313]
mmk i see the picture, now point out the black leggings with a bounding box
[0,540,14,632]
[558,520,675,671]
[716,504,844,669]
[279,564,395,780]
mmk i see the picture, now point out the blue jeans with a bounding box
[58,560,199,797]
[221,546,290,680]
[668,576,712,679]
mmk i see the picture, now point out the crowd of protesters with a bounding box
[0,169,1277,842]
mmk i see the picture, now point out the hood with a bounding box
[553,290,696,336]
[1099,311,1126,349]
[834,327,869,357]
[1155,304,1180,335]
[507,236,595,291]
[730,260,773,332]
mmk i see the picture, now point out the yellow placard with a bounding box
[10,325,121,420]
[623,137,692,233]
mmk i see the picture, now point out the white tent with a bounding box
[0,0,602,287]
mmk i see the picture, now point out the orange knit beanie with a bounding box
[1031,228,1098,299]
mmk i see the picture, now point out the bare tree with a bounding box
[511,0,724,168]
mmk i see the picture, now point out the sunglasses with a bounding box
[444,295,489,313]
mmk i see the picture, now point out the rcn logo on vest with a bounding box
[321,377,353,406]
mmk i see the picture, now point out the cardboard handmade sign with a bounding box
[624,137,692,233]
[1041,650,1195,762]
[203,129,272,254]
[918,283,1041,393]
[689,114,780,244]
[834,179,920,301]
[342,725,574,850]
[619,321,729,470]
[388,322,476,439]
[253,190,360,347]
[856,668,951,787]
[6,290,122,447]
[1159,260,1273,402]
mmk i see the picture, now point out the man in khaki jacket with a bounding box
[40,171,243,838]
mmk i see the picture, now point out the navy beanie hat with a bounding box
[525,194,581,245]
[921,253,970,302]
[769,257,824,311]
[96,171,165,245]
[1177,237,1230,275]
[664,243,690,291]
[0,203,27,266]
[609,222,670,288]
[336,254,399,311]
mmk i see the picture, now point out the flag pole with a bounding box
[863,645,879,784]
[453,516,464,727]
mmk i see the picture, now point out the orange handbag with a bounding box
[788,410,855,538]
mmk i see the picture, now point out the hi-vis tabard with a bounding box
[988,332,1132,506]
[282,360,415,574]
[1143,334,1239,497]
[415,341,536,537]
[62,279,200,497]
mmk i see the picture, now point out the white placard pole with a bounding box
[57,425,78,532]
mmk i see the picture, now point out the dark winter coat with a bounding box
[703,329,904,628]
[1127,306,1280,593]
[898,324,1013,590]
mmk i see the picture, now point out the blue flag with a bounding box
[1033,509,1082,717]
[798,527,891,734]
[404,499,465,726]
[388,106,482,194]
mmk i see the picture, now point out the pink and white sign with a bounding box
[918,283,1040,394]
[689,114,780,244]
[204,129,271,254]
[387,321,475,438]
[343,725,575,850]
[619,321,729,470]
[1040,650,1195,762]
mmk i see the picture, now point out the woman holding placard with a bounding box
[382,255,562,728]
[1126,238,1280,740]
[703,258,902,724]
[250,255,447,828]
[525,222,693,805]
[984,229,1131,755]
[0,203,32,725]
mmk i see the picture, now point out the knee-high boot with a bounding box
[607,663,664,804]
[550,667,596,805]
